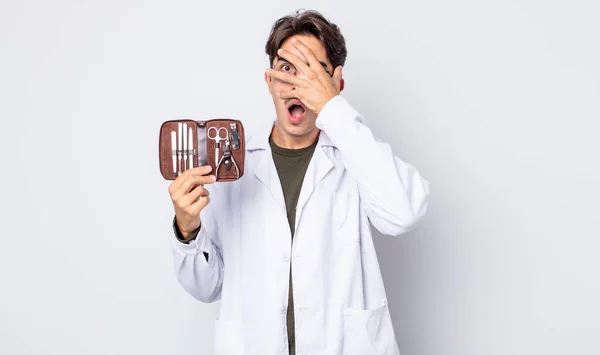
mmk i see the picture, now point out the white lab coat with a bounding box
[171,95,430,355]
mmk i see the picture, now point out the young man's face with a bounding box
[264,34,334,142]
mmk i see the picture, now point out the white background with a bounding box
[1,0,599,354]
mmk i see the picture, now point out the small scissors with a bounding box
[207,126,228,167]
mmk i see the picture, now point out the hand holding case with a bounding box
[159,118,245,181]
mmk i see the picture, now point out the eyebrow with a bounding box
[276,56,331,74]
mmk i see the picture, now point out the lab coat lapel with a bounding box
[253,147,286,213]
[248,121,335,223]
[294,132,335,231]
[249,120,287,213]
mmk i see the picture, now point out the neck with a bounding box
[270,124,320,149]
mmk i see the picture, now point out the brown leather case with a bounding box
[159,118,245,181]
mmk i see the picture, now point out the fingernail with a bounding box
[210,175,216,181]
[277,49,283,55]
[205,165,212,172]
[265,68,271,74]
[291,38,297,43]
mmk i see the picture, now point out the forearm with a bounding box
[172,218,223,302]
[316,95,430,234]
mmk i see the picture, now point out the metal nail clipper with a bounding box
[204,124,240,179]
[215,127,240,179]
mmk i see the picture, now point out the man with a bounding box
[168,9,430,355]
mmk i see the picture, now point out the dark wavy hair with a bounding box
[265,9,347,70]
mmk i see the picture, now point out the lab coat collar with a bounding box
[246,119,334,151]
[248,118,335,217]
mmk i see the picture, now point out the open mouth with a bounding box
[286,99,306,124]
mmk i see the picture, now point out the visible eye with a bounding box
[277,62,296,75]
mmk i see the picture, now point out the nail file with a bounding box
[171,131,177,176]
[178,122,183,175]
[188,127,194,169]
[183,123,188,171]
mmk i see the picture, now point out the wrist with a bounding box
[316,94,339,115]
[181,224,200,241]
[173,215,201,243]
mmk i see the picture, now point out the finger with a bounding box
[182,174,216,194]
[172,173,216,200]
[172,165,213,190]
[181,195,211,219]
[280,89,299,100]
[333,65,343,91]
[291,38,324,76]
[266,68,303,86]
[181,184,210,208]
[277,48,311,75]
[177,173,215,197]
[192,195,211,213]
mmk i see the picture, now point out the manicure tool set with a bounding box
[159,119,245,181]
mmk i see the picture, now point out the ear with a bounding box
[333,65,344,92]
[264,72,273,94]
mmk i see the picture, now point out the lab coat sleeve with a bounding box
[171,206,223,303]
[316,95,430,236]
